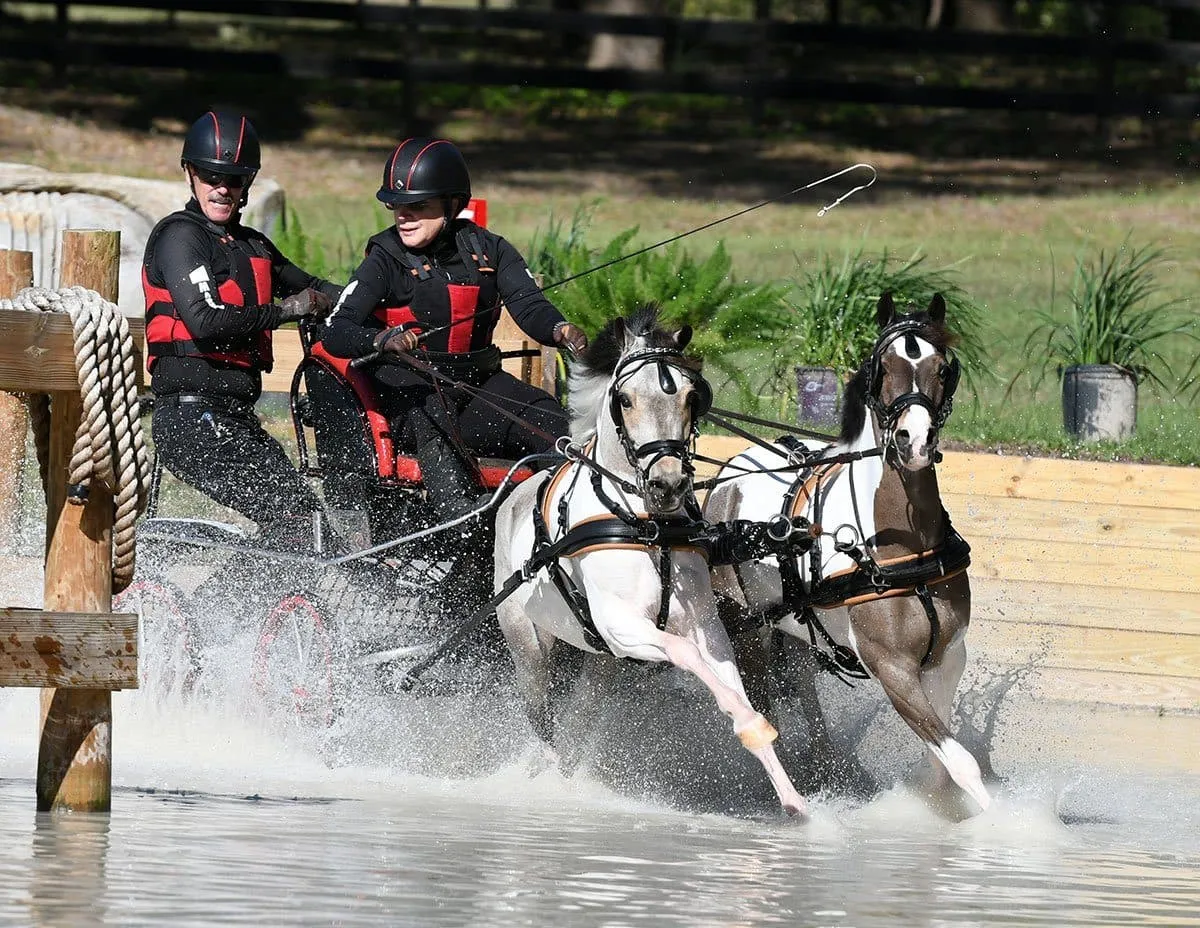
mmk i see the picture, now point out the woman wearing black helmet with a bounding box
[143,110,343,547]
[322,137,587,525]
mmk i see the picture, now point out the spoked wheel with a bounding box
[251,593,337,728]
[113,579,197,701]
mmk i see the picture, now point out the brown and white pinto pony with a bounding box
[704,293,991,814]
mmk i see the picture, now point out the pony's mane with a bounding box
[838,309,958,445]
[566,303,696,441]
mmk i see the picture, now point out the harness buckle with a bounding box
[832,523,860,553]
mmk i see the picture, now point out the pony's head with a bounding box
[568,303,710,512]
[840,292,960,470]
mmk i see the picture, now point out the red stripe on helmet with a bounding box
[234,116,245,161]
[388,138,414,192]
[208,111,221,160]
[405,140,444,190]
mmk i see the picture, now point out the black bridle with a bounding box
[862,319,960,459]
[606,347,713,496]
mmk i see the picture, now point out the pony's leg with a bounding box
[658,631,807,817]
[496,600,557,745]
[782,640,879,797]
[596,588,806,817]
[716,591,772,718]
[850,594,990,812]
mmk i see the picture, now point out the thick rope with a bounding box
[0,286,153,591]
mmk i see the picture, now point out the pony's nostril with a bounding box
[894,429,912,450]
[648,476,684,497]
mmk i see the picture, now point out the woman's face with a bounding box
[392,198,446,249]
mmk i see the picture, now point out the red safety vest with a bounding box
[144,217,275,372]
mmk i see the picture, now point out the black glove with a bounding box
[278,288,334,323]
[373,324,421,355]
[553,322,588,354]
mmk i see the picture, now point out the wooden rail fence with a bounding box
[696,435,1200,715]
[4,0,1200,118]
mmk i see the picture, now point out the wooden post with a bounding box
[0,250,33,552]
[36,230,120,813]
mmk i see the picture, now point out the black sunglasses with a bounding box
[193,167,249,188]
[384,198,436,212]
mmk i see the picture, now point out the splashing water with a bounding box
[2,554,1199,927]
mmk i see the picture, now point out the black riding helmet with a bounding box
[180,111,261,177]
[376,138,471,208]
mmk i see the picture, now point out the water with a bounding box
[2,563,1199,926]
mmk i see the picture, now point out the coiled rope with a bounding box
[0,286,153,592]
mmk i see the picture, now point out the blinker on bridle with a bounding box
[608,346,712,485]
[863,318,960,454]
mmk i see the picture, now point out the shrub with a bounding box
[526,207,791,408]
[772,247,988,405]
[1019,239,1197,392]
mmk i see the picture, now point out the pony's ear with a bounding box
[612,317,627,348]
[876,292,896,328]
[928,292,946,324]
[674,325,693,350]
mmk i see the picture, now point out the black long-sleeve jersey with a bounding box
[321,221,565,361]
[143,199,342,402]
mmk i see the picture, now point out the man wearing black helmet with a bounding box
[143,110,343,545]
[322,137,587,527]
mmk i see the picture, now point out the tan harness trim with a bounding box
[539,461,708,559]
[784,460,964,609]
[836,565,967,608]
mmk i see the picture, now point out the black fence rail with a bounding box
[3,0,1200,118]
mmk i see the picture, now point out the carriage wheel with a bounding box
[251,594,336,728]
[112,579,196,701]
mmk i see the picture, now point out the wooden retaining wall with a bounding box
[697,436,1200,715]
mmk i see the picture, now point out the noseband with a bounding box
[608,347,712,492]
[862,319,960,455]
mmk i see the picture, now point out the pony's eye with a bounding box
[939,363,951,381]
[618,393,633,409]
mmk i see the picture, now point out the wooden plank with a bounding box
[939,451,1200,511]
[0,312,144,394]
[0,250,34,550]
[0,609,138,688]
[970,619,1200,682]
[968,535,1199,594]
[945,494,1200,553]
[970,577,1200,637]
[0,311,81,392]
[983,664,1200,713]
[493,308,544,388]
[695,438,1200,510]
[991,700,1200,770]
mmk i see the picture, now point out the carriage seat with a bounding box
[304,339,536,490]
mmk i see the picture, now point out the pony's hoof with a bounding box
[783,798,809,820]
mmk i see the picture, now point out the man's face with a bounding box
[189,165,249,225]
[390,198,446,250]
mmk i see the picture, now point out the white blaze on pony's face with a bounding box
[873,293,955,472]
[879,332,938,469]
[611,323,701,513]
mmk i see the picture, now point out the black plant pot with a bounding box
[795,366,840,429]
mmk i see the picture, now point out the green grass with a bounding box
[279,182,1200,466]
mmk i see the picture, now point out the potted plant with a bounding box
[777,248,986,428]
[1021,240,1196,442]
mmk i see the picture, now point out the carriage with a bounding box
[120,311,550,725]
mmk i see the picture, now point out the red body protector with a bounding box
[307,199,527,488]
[144,215,275,372]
